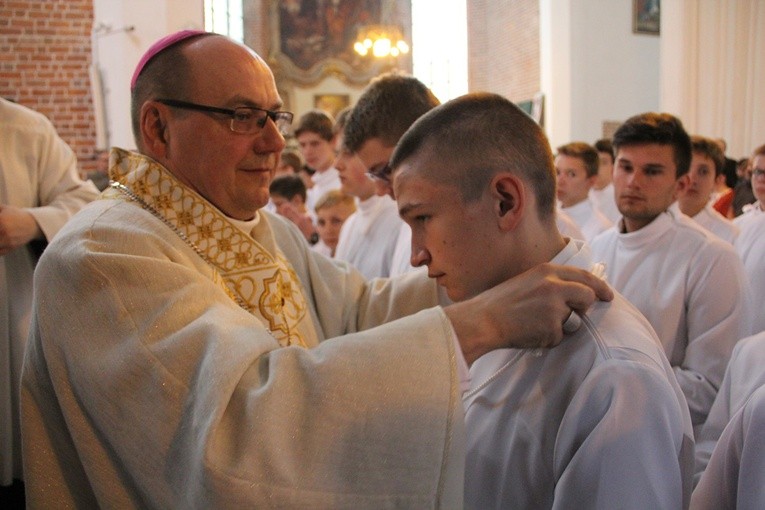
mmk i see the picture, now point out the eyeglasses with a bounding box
[367,161,393,184]
[156,99,293,135]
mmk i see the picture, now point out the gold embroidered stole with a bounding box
[104,148,317,348]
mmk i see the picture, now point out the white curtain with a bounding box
[661,0,765,158]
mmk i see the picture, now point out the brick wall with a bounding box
[467,0,539,103]
[0,0,98,174]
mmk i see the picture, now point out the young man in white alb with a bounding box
[733,143,765,334]
[392,93,694,509]
[674,135,739,244]
[588,138,621,223]
[555,141,613,243]
[590,113,751,435]
[332,111,402,279]
[342,73,441,277]
[294,110,341,214]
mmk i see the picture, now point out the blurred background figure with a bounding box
[269,174,319,245]
[0,97,98,505]
[312,190,356,257]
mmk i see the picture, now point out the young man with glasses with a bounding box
[343,73,440,276]
[733,143,765,335]
[21,32,613,507]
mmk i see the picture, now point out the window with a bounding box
[411,0,468,101]
[204,0,243,42]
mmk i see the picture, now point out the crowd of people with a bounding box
[2,30,764,509]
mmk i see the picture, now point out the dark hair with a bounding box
[130,33,213,149]
[333,106,353,137]
[690,135,725,177]
[594,138,614,163]
[612,112,692,177]
[344,73,440,152]
[391,92,556,221]
[556,142,599,178]
[294,110,334,141]
[269,174,307,202]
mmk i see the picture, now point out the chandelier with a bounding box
[353,24,410,58]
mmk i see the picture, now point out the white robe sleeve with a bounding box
[674,242,750,427]
[15,107,99,239]
[691,385,765,510]
[553,359,693,510]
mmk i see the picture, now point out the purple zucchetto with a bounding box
[130,29,209,90]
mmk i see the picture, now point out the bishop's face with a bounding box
[156,37,286,220]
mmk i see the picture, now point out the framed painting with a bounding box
[633,0,660,35]
[268,0,409,86]
[314,94,350,118]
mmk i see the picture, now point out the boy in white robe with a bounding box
[675,135,739,244]
[590,113,750,433]
[555,141,613,242]
[390,93,694,509]
[20,31,613,508]
[734,144,765,334]
[333,112,402,278]
[589,138,621,223]
[343,74,442,277]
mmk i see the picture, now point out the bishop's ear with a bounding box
[139,101,170,158]
[492,173,524,230]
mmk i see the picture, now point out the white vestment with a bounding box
[0,98,99,485]
[691,204,740,245]
[334,194,403,279]
[671,201,739,245]
[590,211,750,431]
[695,332,765,483]
[589,183,620,224]
[305,167,341,214]
[464,239,694,509]
[559,199,613,243]
[734,213,765,334]
[21,149,465,509]
[691,384,765,510]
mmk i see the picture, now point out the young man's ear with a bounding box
[140,101,171,159]
[492,173,524,230]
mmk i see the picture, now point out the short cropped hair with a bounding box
[612,112,692,178]
[294,110,335,141]
[690,135,725,177]
[314,189,356,214]
[130,33,213,149]
[594,138,614,163]
[556,142,599,178]
[344,73,440,152]
[269,174,307,202]
[391,92,557,221]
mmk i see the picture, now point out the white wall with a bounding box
[541,0,660,149]
[93,0,204,150]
